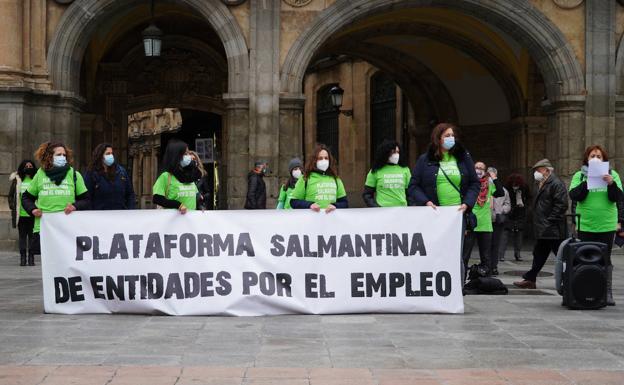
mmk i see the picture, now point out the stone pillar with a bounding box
[278,94,305,175]
[0,0,23,82]
[543,97,587,181]
[248,0,280,207]
[224,95,250,209]
[616,97,624,172]
[585,0,617,151]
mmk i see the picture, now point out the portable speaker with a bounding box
[562,241,608,310]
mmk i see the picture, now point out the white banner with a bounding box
[40,207,464,316]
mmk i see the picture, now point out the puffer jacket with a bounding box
[533,173,568,239]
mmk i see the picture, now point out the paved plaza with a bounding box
[0,249,623,384]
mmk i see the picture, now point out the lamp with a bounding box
[143,0,162,57]
[329,85,353,117]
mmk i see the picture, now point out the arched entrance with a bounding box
[286,0,585,206]
[46,0,249,208]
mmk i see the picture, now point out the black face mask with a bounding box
[24,168,36,177]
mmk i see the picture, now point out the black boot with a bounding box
[27,253,35,266]
[607,266,615,306]
[20,251,27,266]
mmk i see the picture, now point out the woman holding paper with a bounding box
[290,144,348,213]
[569,145,623,306]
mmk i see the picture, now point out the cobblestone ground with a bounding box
[0,249,623,384]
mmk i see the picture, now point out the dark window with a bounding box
[316,84,340,162]
[370,72,397,163]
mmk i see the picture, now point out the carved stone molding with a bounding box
[221,0,246,5]
[283,0,313,7]
[55,0,75,4]
[552,0,583,9]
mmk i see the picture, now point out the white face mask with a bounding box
[534,171,545,182]
[588,157,602,163]
[476,170,485,178]
[292,169,303,179]
[316,159,330,172]
[388,153,400,165]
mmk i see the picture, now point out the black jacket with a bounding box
[407,143,480,208]
[507,185,530,221]
[533,173,568,239]
[84,165,135,210]
[245,171,266,209]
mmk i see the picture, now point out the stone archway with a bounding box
[281,0,583,102]
[47,0,249,95]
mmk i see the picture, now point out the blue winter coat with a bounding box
[407,143,480,208]
[84,165,136,210]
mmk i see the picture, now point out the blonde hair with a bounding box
[188,150,207,177]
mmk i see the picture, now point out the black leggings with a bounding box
[462,231,492,271]
[17,216,34,255]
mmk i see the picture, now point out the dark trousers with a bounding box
[29,232,41,256]
[577,231,615,266]
[462,231,492,272]
[17,216,35,256]
[523,239,563,282]
[490,222,506,270]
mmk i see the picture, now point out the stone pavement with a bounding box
[0,249,623,384]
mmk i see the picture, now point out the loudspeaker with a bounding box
[562,241,608,310]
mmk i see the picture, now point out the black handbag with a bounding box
[438,165,477,230]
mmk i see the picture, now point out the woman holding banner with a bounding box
[362,140,411,207]
[152,139,200,214]
[21,141,90,266]
[84,143,135,210]
[568,145,623,306]
[407,123,480,211]
[290,144,348,213]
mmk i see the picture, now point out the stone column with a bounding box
[248,0,280,207]
[279,94,305,170]
[0,0,23,83]
[585,0,617,151]
[616,97,624,172]
[223,95,250,209]
[543,97,587,181]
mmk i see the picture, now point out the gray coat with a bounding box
[533,173,568,240]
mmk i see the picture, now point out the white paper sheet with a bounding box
[587,161,609,189]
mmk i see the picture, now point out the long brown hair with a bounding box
[34,141,73,170]
[304,143,338,178]
[430,122,459,160]
[582,145,609,166]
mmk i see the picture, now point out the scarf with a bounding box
[476,176,489,207]
[173,164,201,184]
[45,165,70,186]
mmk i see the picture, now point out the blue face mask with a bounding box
[442,137,455,150]
[103,154,115,167]
[180,154,192,168]
[53,155,67,168]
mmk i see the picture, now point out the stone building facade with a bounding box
[1,0,624,248]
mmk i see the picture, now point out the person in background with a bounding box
[84,143,135,210]
[489,167,510,276]
[504,173,530,262]
[568,145,622,305]
[363,140,411,207]
[461,162,505,275]
[277,158,303,210]
[152,139,200,214]
[189,151,212,210]
[514,159,568,289]
[291,144,348,213]
[245,161,268,210]
[8,160,37,266]
[21,141,90,266]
